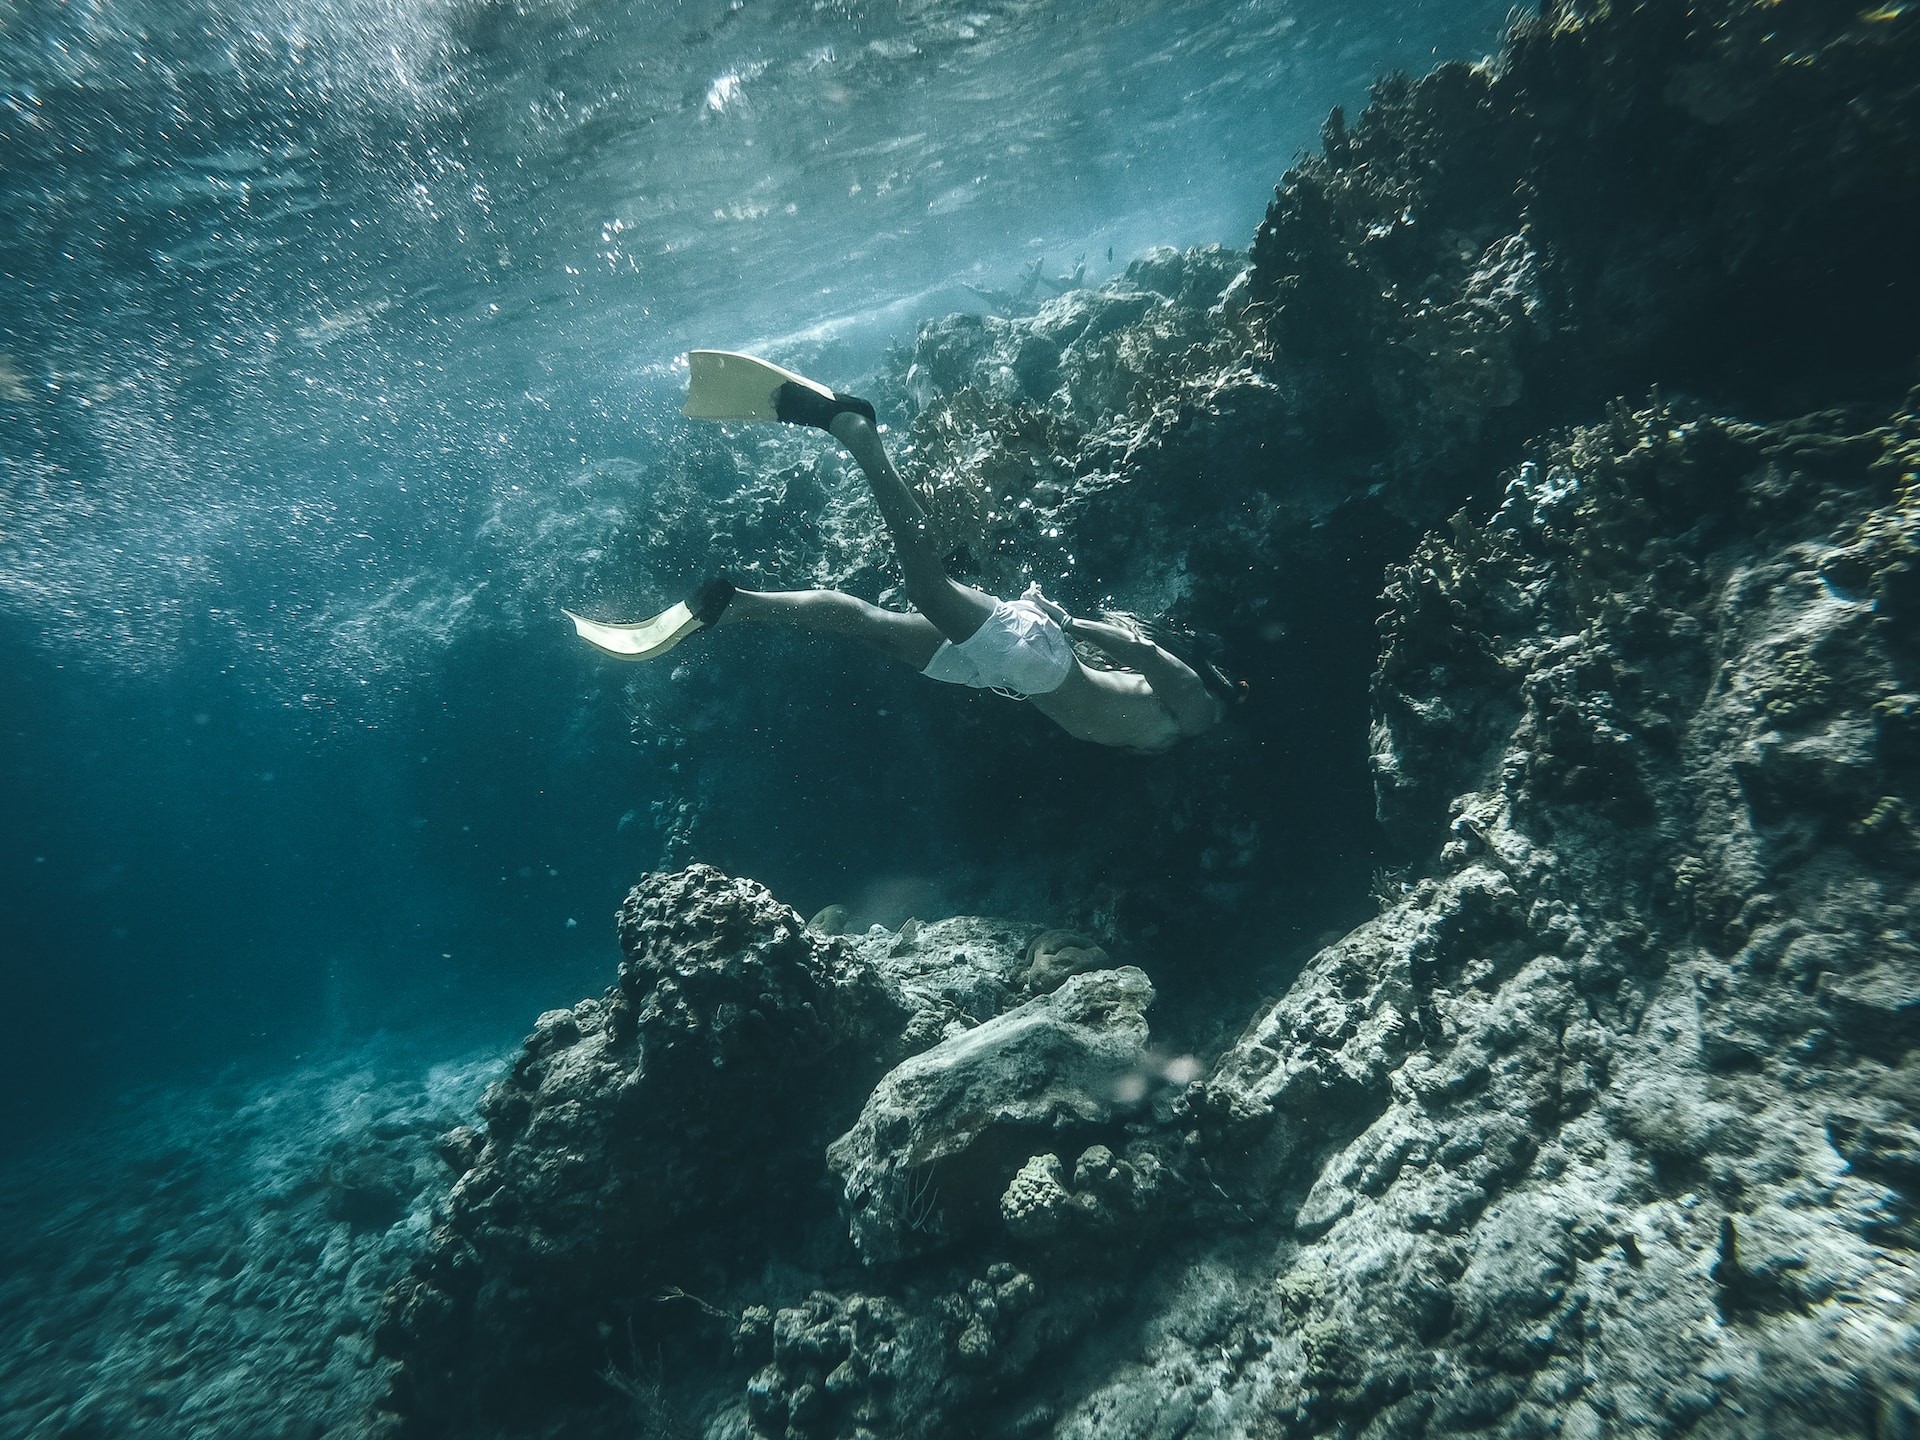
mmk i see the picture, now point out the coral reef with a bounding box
[373,864,1190,1438]
[367,3,1919,1437]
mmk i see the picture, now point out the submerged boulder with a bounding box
[374,869,1119,1438]
[826,966,1156,1264]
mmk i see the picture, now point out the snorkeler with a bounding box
[566,352,1242,753]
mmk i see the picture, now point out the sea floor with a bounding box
[0,1042,506,1440]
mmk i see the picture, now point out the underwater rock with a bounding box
[733,1261,1052,1440]
[998,1152,1073,1240]
[1016,928,1108,995]
[740,1288,920,1439]
[903,311,1068,412]
[826,966,1156,1264]
[1112,397,1920,1438]
[998,1141,1169,1253]
[376,864,909,1434]
[1123,242,1247,310]
[1249,0,1920,470]
[376,870,1116,1438]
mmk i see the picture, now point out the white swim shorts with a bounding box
[921,598,1075,698]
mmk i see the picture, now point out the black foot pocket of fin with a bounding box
[689,575,736,626]
[775,382,878,431]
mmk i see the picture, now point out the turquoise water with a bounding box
[1,1,1511,1130]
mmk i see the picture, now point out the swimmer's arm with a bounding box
[1060,616,1221,736]
[1021,585,1220,734]
[1057,614,1151,658]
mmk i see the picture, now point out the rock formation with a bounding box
[379,2,1919,1436]
[827,965,1156,1265]
[376,863,1191,1437]
[375,866,909,1432]
[1171,398,1920,1437]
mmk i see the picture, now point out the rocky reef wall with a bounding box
[575,0,1920,989]
[1250,0,1920,468]
[378,3,1919,1437]
[1178,395,1920,1437]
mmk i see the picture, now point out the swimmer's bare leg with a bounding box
[826,412,996,644]
[721,587,944,669]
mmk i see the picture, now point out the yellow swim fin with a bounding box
[563,603,703,661]
[564,579,736,663]
[682,350,833,422]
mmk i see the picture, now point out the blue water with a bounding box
[0,0,1515,1141]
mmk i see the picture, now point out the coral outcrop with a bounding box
[375,868,1178,1437]
[376,866,909,1432]
[1250,1,1920,468]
